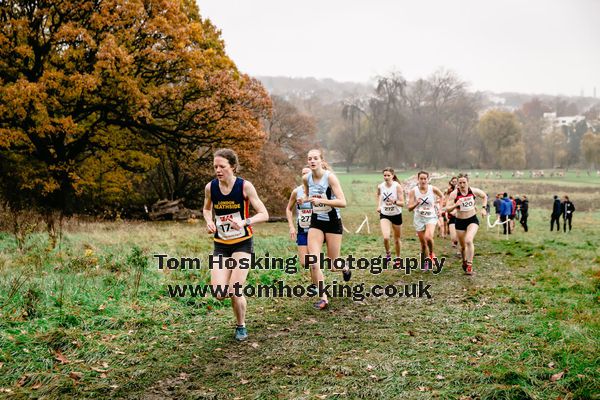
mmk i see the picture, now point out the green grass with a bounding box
[1,172,599,399]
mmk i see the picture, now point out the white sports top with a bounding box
[413,185,436,219]
[378,181,402,216]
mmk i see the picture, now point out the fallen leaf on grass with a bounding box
[54,350,70,365]
[436,374,445,380]
[548,362,555,368]
[366,365,374,371]
[550,371,565,382]
[16,375,29,387]
[316,395,327,399]
[418,386,431,391]
[240,379,249,385]
[249,342,259,349]
[31,382,42,390]
[98,304,106,311]
[91,367,109,373]
[401,370,408,377]
[69,372,83,381]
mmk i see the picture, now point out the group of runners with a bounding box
[202,148,488,341]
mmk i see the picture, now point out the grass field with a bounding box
[0,172,599,399]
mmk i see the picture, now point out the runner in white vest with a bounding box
[407,170,444,270]
[376,167,404,266]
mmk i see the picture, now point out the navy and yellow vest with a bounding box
[210,177,252,244]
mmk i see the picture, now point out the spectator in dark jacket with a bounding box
[562,196,575,232]
[515,196,522,220]
[500,193,512,234]
[519,195,529,232]
[550,195,561,231]
[493,193,502,219]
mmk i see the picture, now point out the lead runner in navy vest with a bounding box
[202,148,269,342]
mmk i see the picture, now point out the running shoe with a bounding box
[422,258,430,271]
[465,262,473,275]
[343,268,352,282]
[314,299,329,310]
[385,252,392,264]
[234,325,248,341]
[461,260,467,272]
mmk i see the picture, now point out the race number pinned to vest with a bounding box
[298,208,313,229]
[417,196,435,218]
[312,194,332,214]
[215,212,245,240]
[459,196,475,211]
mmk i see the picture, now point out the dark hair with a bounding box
[457,173,469,180]
[503,193,508,198]
[214,148,239,172]
[564,195,569,201]
[383,167,399,182]
[553,195,558,199]
[417,170,429,179]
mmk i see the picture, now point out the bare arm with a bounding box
[473,188,488,216]
[202,183,216,233]
[301,174,309,204]
[285,189,298,233]
[445,190,459,213]
[376,186,381,212]
[396,184,405,207]
[242,181,269,227]
[433,186,444,214]
[407,189,417,212]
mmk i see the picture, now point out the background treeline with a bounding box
[2,0,600,240]
[261,73,600,172]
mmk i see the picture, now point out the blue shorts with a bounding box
[296,231,308,246]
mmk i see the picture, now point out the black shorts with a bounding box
[379,213,402,225]
[213,238,253,257]
[455,215,479,231]
[448,215,456,225]
[310,215,343,234]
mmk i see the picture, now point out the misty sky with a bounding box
[197,0,599,96]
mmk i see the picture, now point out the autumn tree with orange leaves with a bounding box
[0,0,271,242]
